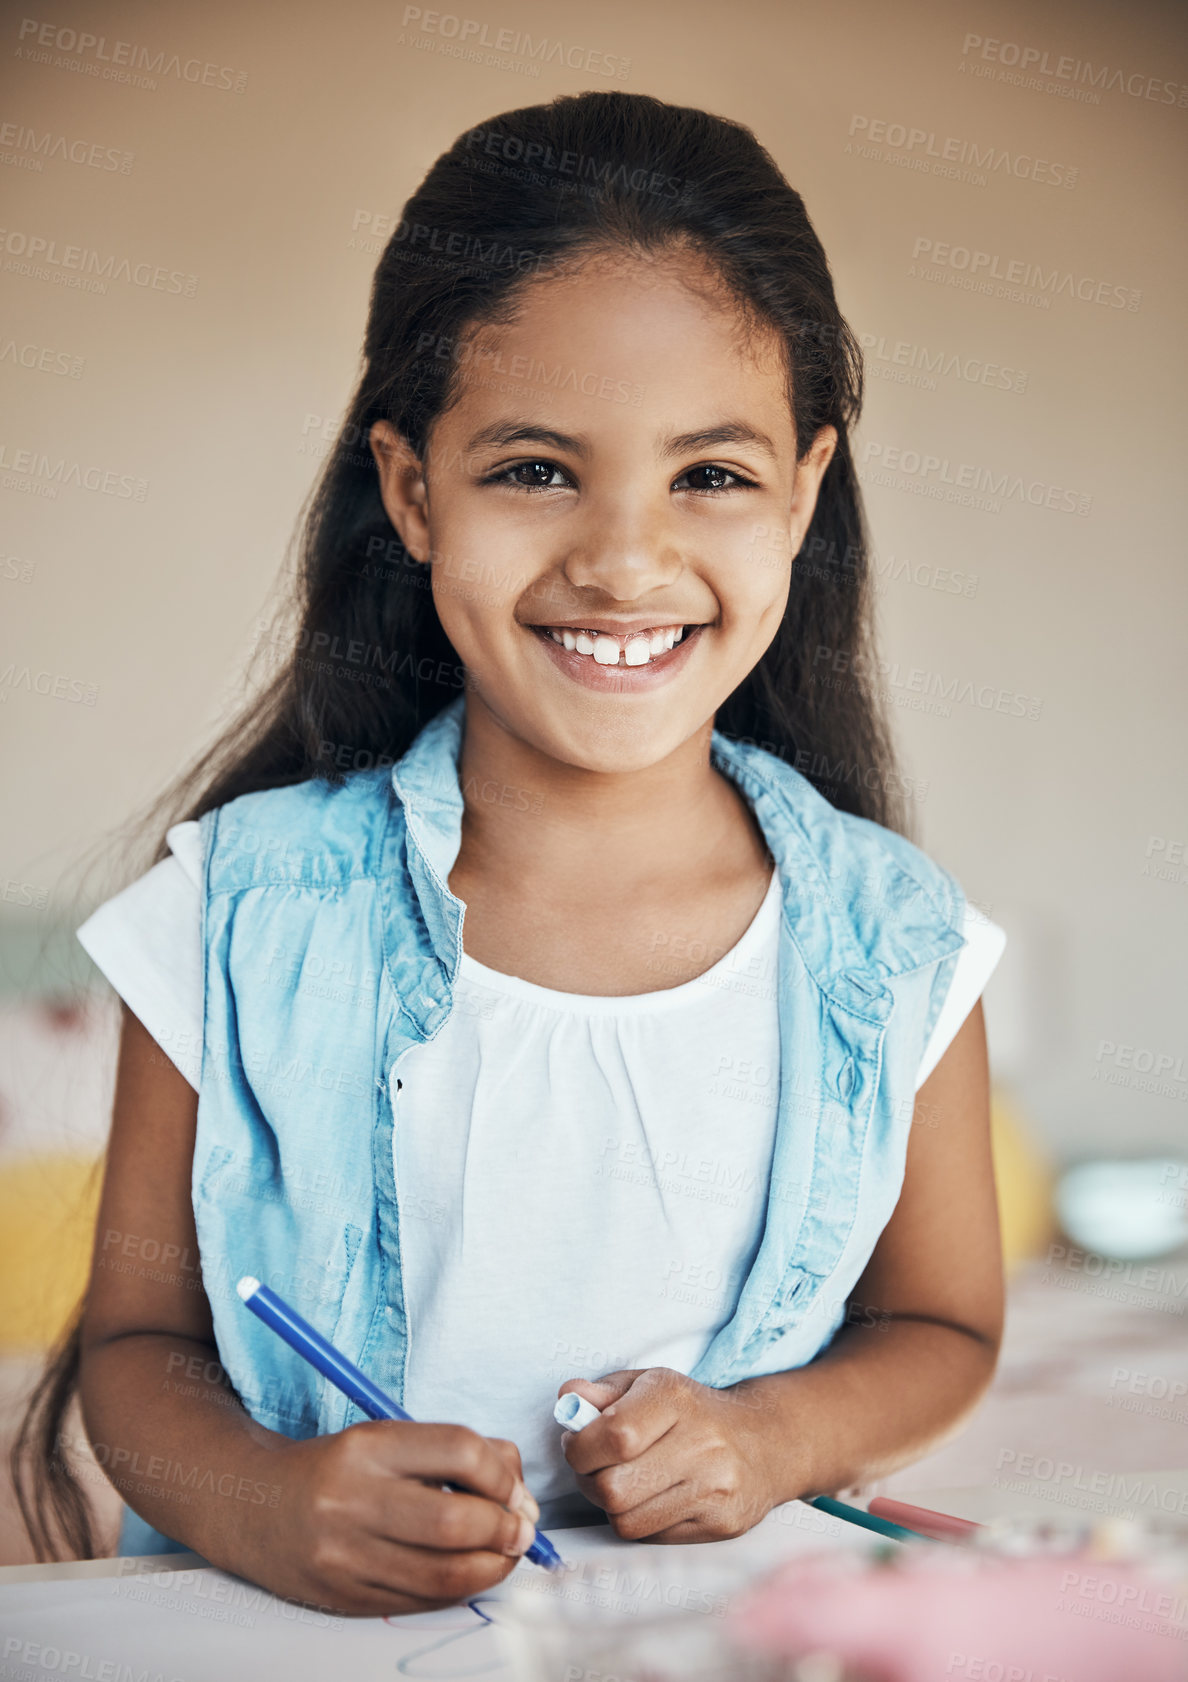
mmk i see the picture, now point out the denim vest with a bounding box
[120,694,966,1553]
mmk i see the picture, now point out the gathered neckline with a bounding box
[456,867,780,1016]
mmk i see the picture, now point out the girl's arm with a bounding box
[742,992,1004,1497]
[560,998,1004,1539]
[77,1003,539,1611]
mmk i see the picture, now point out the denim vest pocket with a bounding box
[194,1140,367,1437]
[197,1143,235,1200]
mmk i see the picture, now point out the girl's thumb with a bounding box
[559,1370,644,1409]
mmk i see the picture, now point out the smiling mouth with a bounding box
[529,623,705,667]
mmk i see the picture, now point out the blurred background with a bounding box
[0,0,1185,1563]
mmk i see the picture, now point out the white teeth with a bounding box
[541,624,695,666]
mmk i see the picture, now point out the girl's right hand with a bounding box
[255,1419,541,1616]
[77,1010,538,1619]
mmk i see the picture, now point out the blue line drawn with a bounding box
[387,1592,511,1677]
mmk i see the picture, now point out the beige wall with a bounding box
[2,0,1185,1156]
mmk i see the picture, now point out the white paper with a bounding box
[0,1507,869,1682]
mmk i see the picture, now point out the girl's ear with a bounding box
[788,424,839,554]
[369,420,432,563]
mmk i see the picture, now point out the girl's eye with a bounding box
[482,460,759,494]
[675,464,758,494]
[485,460,572,492]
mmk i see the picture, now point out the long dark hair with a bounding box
[14,87,908,1559]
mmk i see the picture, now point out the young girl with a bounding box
[19,89,1006,1616]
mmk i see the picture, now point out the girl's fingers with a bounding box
[586,1476,698,1542]
[563,1372,684,1476]
[361,1477,537,1560]
[574,1441,680,1517]
[355,1420,535,1517]
[558,1369,643,1409]
[485,1434,527,1483]
[348,1531,525,1611]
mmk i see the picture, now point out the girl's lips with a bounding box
[528,622,707,691]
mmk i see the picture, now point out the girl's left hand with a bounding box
[557,1368,786,1542]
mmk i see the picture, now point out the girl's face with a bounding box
[371,247,836,774]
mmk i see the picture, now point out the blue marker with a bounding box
[236,1276,563,1572]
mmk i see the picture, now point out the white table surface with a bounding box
[5,1469,1186,1587]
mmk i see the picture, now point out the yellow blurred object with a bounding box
[988,1085,1056,1270]
[0,1155,102,1350]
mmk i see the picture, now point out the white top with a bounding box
[76,820,1005,1522]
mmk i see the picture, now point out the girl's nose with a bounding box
[559,504,685,601]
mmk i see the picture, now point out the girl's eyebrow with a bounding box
[464,418,779,461]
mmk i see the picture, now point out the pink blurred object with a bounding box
[729,1546,1188,1682]
[867,1496,983,1542]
